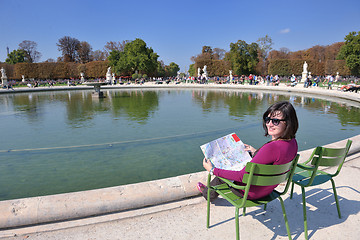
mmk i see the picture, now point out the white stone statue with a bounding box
[303,61,308,73]
[80,72,85,83]
[202,65,208,80]
[301,61,308,82]
[1,67,6,78]
[112,73,115,84]
[106,67,112,84]
[335,72,341,82]
[1,67,8,87]
[203,65,207,75]
[197,67,201,78]
[22,75,25,82]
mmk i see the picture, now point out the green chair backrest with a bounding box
[311,140,352,168]
[242,154,299,195]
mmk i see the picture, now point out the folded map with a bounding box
[200,133,252,171]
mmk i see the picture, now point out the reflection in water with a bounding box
[0,89,359,201]
[3,90,360,127]
[191,90,360,126]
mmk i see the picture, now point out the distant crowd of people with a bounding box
[2,74,360,93]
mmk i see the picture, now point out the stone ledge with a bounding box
[0,135,358,229]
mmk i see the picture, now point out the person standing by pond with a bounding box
[197,101,299,201]
[324,75,334,90]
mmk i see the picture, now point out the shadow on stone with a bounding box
[206,186,360,239]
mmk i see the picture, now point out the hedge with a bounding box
[0,61,110,80]
[268,59,351,76]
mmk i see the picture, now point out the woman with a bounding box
[198,101,299,201]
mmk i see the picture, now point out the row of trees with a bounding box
[3,38,180,79]
[190,31,360,77]
[6,40,42,64]
[4,31,360,78]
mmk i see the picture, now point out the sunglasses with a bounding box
[264,117,286,126]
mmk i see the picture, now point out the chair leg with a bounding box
[301,186,308,240]
[330,178,341,219]
[290,182,295,199]
[235,207,240,240]
[279,196,292,240]
[207,189,211,228]
[264,203,267,211]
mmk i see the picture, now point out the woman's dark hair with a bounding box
[262,101,298,140]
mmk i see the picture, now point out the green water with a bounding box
[0,89,359,200]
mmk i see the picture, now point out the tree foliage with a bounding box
[156,60,166,77]
[257,35,273,60]
[226,40,259,75]
[18,40,41,63]
[104,40,130,57]
[213,48,226,60]
[57,36,80,62]
[165,62,180,77]
[188,64,195,76]
[77,41,93,63]
[337,31,360,75]
[92,50,106,61]
[191,46,231,76]
[109,38,159,76]
[6,49,27,64]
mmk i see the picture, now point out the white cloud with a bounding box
[280,28,290,34]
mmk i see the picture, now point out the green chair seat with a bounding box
[206,154,299,240]
[213,183,282,207]
[292,171,332,187]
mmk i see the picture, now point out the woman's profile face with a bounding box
[266,111,287,140]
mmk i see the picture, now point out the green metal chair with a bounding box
[206,154,299,240]
[290,140,352,240]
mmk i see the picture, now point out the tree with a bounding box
[19,40,41,63]
[109,38,159,76]
[104,40,130,56]
[92,50,106,61]
[226,40,259,75]
[57,36,80,62]
[268,48,290,60]
[165,62,180,77]
[191,46,231,76]
[305,45,326,62]
[6,49,27,64]
[213,48,226,60]
[156,60,166,77]
[337,31,360,75]
[257,35,273,59]
[188,64,195,76]
[77,41,92,63]
[257,35,273,74]
[191,46,215,63]
[44,58,55,62]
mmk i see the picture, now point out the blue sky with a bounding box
[0,0,359,71]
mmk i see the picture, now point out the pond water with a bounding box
[0,88,359,200]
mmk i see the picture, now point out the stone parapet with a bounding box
[0,136,359,229]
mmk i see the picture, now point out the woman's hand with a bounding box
[203,157,213,172]
[244,144,256,155]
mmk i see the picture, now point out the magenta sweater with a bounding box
[213,138,298,200]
